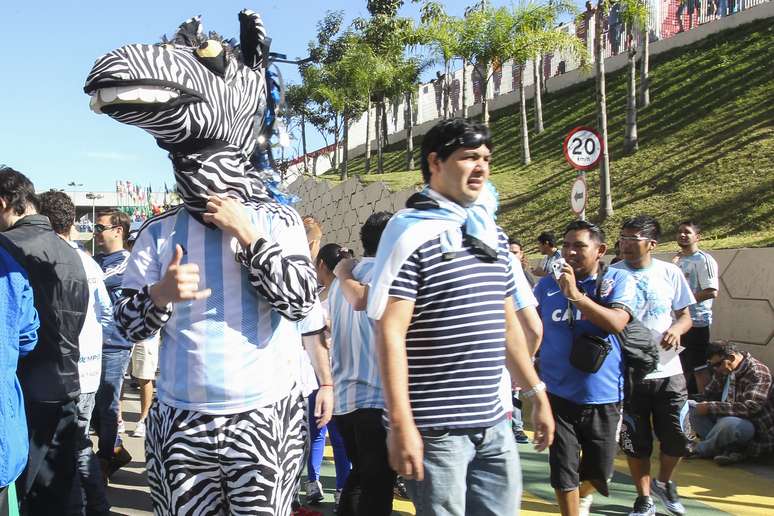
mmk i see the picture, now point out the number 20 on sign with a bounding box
[563,126,603,170]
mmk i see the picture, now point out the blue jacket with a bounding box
[0,246,39,487]
[95,249,132,351]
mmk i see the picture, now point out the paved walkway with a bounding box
[106,390,774,515]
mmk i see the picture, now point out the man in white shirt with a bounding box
[612,216,695,516]
[673,220,719,394]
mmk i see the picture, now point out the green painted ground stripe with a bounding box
[518,444,729,515]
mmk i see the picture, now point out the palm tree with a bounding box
[619,0,648,155]
[530,0,579,134]
[638,10,651,108]
[416,2,463,119]
[595,0,613,219]
[508,1,587,165]
[458,5,514,125]
[533,55,544,133]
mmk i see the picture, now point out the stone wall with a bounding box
[289,175,774,368]
[287,175,417,257]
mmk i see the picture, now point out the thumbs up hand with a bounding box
[149,244,211,308]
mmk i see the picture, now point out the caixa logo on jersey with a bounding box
[551,307,584,322]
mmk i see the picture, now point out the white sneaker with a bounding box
[579,494,593,516]
[305,479,323,505]
[133,420,146,438]
[334,488,342,511]
[117,419,125,434]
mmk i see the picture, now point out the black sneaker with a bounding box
[651,479,686,515]
[512,429,530,444]
[627,495,656,516]
[714,451,745,466]
[394,476,409,499]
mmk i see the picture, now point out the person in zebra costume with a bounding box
[84,10,325,515]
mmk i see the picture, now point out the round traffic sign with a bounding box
[563,126,603,170]
[570,176,587,214]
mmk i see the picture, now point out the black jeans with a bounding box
[18,400,78,516]
[333,409,396,516]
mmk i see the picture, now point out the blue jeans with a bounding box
[689,410,755,457]
[512,391,524,432]
[407,419,521,516]
[307,389,351,489]
[69,392,110,515]
[93,349,131,460]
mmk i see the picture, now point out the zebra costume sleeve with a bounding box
[236,237,317,321]
[114,286,173,342]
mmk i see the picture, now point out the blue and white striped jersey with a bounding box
[329,258,383,415]
[677,250,719,327]
[388,229,516,430]
[122,206,312,414]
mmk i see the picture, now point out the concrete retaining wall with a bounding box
[289,172,774,368]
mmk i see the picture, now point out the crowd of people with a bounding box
[1,116,773,516]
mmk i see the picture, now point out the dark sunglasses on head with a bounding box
[442,131,489,150]
[94,224,120,233]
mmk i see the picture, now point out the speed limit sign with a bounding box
[563,126,603,170]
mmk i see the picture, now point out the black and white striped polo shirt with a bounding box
[389,228,515,430]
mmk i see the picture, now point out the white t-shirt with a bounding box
[677,250,719,327]
[69,242,112,394]
[297,301,326,397]
[611,259,695,379]
[499,259,540,410]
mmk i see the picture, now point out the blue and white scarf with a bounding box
[367,183,500,320]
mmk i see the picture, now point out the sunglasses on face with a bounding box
[94,224,120,233]
[442,132,490,150]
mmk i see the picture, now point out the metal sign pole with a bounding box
[578,170,586,221]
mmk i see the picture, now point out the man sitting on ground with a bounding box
[689,341,774,465]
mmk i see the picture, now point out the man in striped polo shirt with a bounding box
[367,119,554,515]
[114,197,319,515]
[330,211,395,515]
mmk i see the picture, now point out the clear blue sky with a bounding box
[0,0,550,193]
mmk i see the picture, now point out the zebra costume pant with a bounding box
[145,393,307,516]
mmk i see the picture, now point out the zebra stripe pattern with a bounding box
[84,10,276,213]
[145,393,307,515]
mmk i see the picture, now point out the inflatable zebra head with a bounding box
[84,10,276,212]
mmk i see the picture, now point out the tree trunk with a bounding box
[443,60,451,119]
[405,90,414,171]
[375,101,384,174]
[301,113,308,174]
[340,114,349,180]
[596,4,613,219]
[624,32,639,155]
[364,100,371,174]
[478,64,490,125]
[462,58,469,119]
[533,56,544,134]
[381,100,389,147]
[639,28,650,108]
[519,64,531,165]
[332,113,339,170]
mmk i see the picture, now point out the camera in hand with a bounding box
[551,258,567,280]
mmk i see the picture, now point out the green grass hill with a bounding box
[322,17,774,254]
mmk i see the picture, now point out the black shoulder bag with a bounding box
[568,294,612,374]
